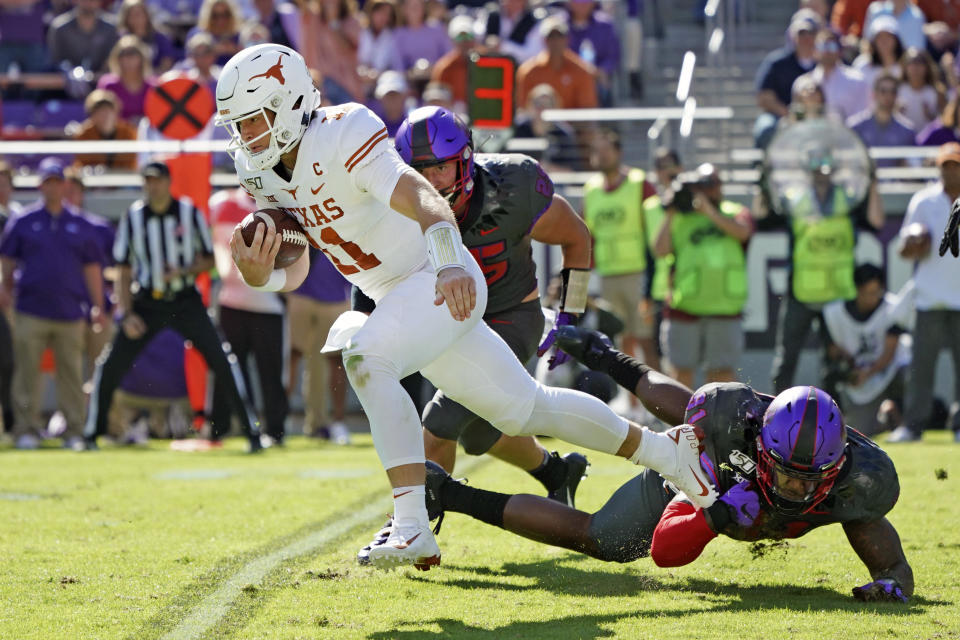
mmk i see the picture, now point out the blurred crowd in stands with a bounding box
[756,0,960,154]
[0,0,639,173]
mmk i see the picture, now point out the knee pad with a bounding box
[458,419,502,456]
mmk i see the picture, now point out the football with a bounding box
[239,208,308,269]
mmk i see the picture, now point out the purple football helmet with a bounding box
[756,386,847,514]
[395,106,475,215]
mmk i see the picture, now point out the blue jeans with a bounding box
[0,42,49,73]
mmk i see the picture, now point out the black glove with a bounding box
[939,197,960,257]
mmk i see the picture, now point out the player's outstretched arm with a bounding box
[390,171,476,321]
[529,194,591,269]
[844,518,914,602]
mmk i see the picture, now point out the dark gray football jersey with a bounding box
[686,382,901,541]
[460,153,554,315]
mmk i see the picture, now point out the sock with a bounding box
[529,451,568,492]
[603,352,651,394]
[629,427,672,470]
[440,479,511,528]
[392,485,428,527]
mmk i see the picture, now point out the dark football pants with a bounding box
[211,306,288,440]
[422,299,545,455]
[587,468,675,563]
[84,290,258,440]
[770,292,831,395]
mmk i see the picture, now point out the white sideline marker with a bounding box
[162,457,486,640]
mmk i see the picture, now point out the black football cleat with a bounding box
[247,432,263,454]
[555,326,614,372]
[425,459,454,530]
[546,452,589,509]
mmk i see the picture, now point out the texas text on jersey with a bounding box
[235,103,427,301]
[687,382,900,541]
[459,153,554,315]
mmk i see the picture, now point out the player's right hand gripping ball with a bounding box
[240,208,308,268]
[940,198,960,257]
[852,578,908,603]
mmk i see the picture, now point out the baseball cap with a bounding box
[788,12,820,37]
[141,161,171,179]
[374,71,408,100]
[540,14,569,38]
[448,14,475,41]
[37,157,65,182]
[936,142,960,166]
[867,15,900,40]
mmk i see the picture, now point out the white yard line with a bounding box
[162,457,486,640]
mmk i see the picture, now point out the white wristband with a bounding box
[249,268,286,292]
[425,220,467,273]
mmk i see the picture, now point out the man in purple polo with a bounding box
[0,157,105,450]
[565,0,621,106]
[847,72,917,167]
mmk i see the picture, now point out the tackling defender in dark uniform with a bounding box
[420,327,913,602]
[357,106,595,562]
[400,108,593,491]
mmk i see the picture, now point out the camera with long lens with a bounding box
[663,170,716,212]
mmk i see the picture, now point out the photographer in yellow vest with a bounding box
[760,151,884,394]
[652,163,754,388]
[582,129,659,371]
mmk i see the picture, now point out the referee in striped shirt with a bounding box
[84,162,262,452]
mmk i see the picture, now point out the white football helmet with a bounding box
[215,44,321,170]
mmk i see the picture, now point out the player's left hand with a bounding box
[852,578,908,603]
[939,197,960,257]
[435,266,476,321]
[718,480,761,527]
[537,312,578,370]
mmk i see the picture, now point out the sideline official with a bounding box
[83,162,261,451]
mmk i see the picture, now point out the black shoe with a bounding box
[83,436,99,451]
[425,459,454,524]
[247,432,263,454]
[555,326,614,372]
[547,452,589,509]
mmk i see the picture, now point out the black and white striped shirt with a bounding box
[113,197,214,299]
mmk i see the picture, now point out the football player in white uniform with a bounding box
[217,44,718,570]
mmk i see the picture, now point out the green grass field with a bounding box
[1,431,958,640]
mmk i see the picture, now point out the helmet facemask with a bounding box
[219,98,305,171]
[756,435,845,514]
[395,106,476,218]
[755,386,847,515]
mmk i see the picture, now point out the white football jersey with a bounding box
[235,103,427,301]
[823,292,913,404]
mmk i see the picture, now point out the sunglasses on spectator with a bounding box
[816,40,839,53]
[875,85,898,94]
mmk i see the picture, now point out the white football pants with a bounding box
[342,257,629,470]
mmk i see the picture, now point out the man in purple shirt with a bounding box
[847,73,917,167]
[286,247,352,444]
[566,0,621,106]
[0,157,105,450]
